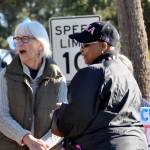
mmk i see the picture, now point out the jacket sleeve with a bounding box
[0,68,31,145]
[53,66,104,137]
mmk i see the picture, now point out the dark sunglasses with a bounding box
[81,41,99,49]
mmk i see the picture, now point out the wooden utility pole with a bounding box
[116,0,150,99]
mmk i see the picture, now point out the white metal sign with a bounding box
[49,15,100,82]
[140,107,150,125]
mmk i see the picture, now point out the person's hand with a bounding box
[51,127,64,137]
[22,134,49,150]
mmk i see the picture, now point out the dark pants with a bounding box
[73,127,148,150]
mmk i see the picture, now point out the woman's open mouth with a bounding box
[19,50,26,55]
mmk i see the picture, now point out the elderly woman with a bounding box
[0,21,67,150]
[52,21,148,150]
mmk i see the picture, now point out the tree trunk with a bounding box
[116,0,150,99]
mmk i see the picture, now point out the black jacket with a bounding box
[53,51,147,150]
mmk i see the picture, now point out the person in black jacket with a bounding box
[51,21,148,150]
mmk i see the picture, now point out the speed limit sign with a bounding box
[49,15,101,82]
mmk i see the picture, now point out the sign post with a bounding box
[49,15,100,82]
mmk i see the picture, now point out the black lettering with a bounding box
[72,25,79,34]
[68,38,71,48]
[64,25,71,34]
[74,52,82,71]
[81,24,87,31]
[72,39,80,47]
[55,26,62,35]
[63,52,70,74]
[60,39,67,48]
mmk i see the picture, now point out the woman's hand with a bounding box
[22,134,50,150]
[51,128,64,137]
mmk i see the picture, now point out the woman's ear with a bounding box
[39,43,43,51]
[101,42,108,50]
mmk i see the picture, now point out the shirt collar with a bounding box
[22,58,46,79]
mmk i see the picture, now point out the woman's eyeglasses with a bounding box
[13,36,35,44]
[81,41,99,49]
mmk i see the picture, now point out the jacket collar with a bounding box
[92,50,117,64]
[5,55,61,82]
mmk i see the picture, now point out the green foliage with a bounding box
[97,0,117,25]
[142,0,150,23]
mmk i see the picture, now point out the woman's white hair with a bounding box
[14,21,52,57]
